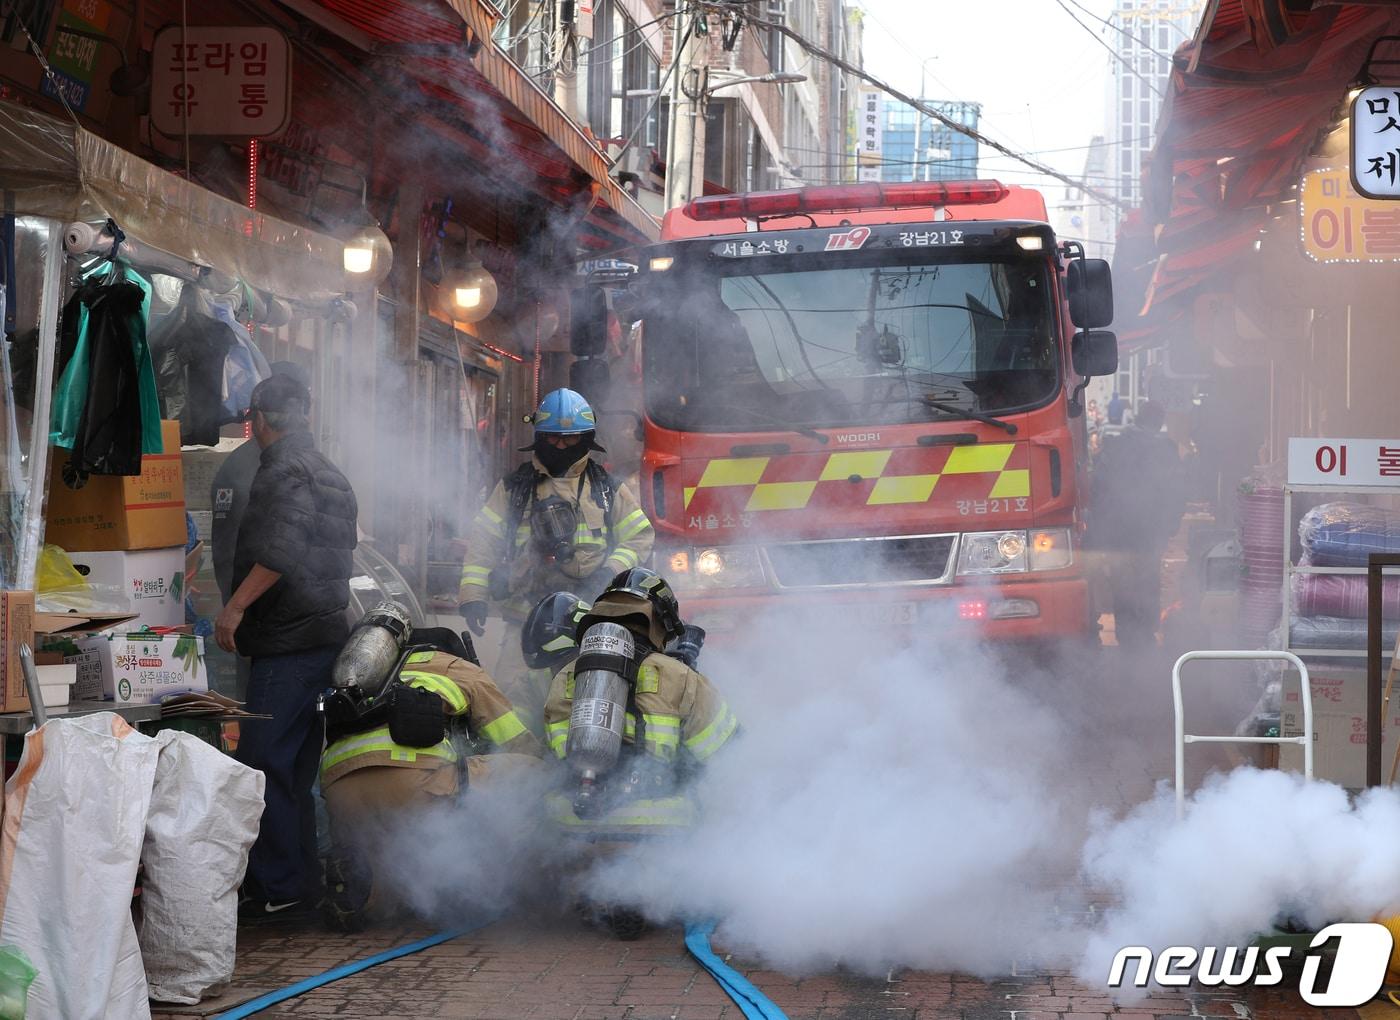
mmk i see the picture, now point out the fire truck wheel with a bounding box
[606,908,647,941]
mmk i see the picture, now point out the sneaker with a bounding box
[238,897,304,920]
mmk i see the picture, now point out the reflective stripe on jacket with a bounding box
[320,650,540,787]
[542,653,738,767]
[458,455,654,608]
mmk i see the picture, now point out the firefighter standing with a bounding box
[319,624,542,930]
[458,388,653,713]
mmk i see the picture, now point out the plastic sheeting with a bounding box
[139,732,264,1005]
[1293,570,1400,620]
[1299,501,1400,567]
[0,102,343,300]
[1290,614,1400,652]
[0,714,158,1020]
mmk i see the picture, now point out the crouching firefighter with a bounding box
[316,602,541,930]
[534,570,735,937]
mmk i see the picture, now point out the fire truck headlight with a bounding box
[692,546,766,588]
[1029,528,1072,571]
[957,531,1029,575]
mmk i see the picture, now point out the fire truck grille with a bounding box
[763,534,957,588]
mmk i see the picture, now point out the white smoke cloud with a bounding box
[1079,768,1400,988]
[578,619,1085,976]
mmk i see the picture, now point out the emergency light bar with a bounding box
[683,180,1010,221]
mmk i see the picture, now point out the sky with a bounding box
[854,0,1122,199]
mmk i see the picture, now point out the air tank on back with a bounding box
[566,621,637,816]
[332,601,412,696]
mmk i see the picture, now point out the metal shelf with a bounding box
[0,701,162,736]
[1282,483,1400,663]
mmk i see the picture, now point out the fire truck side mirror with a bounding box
[1072,329,1118,378]
[1066,258,1114,329]
[570,286,610,357]
[570,356,612,406]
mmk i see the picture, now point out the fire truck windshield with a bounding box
[643,255,1058,432]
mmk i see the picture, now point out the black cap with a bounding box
[249,374,311,416]
[269,361,311,392]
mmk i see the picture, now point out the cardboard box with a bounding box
[37,630,207,705]
[181,440,240,512]
[0,591,33,713]
[1279,666,1400,788]
[66,547,185,629]
[45,420,186,551]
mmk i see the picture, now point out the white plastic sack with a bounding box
[138,730,264,1005]
[0,713,158,1020]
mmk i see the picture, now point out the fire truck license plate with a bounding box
[849,602,917,627]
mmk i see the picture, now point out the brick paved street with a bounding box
[150,914,1386,1020]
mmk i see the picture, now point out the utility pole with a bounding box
[554,0,580,120]
[665,0,706,212]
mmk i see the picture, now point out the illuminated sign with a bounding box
[1350,85,1400,200]
[1299,167,1400,263]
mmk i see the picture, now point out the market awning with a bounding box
[310,0,659,249]
[0,102,345,299]
[1115,1,1399,347]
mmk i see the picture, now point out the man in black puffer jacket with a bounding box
[215,373,358,917]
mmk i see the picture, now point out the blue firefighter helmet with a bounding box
[533,389,597,435]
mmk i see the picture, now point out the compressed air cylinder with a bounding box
[565,622,635,782]
[332,601,412,696]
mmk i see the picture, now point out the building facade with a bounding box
[878,99,981,183]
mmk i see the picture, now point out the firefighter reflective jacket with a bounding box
[542,651,738,767]
[320,650,540,787]
[458,454,653,613]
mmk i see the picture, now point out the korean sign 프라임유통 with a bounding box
[1300,167,1400,262]
[150,25,290,137]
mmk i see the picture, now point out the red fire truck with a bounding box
[597,180,1117,639]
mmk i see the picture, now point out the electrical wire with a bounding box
[700,2,1133,212]
[1,0,82,128]
[1060,0,1177,62]
[1049,0,1164,99]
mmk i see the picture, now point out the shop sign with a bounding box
[41,0,112,113]
[1299,167,1400,263]
[857,89,881,183]
[1287,437,1400,487]
[150,26,291,137]
[1350,86,1400,200]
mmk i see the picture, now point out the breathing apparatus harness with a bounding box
[320,628,482,751]
[490,460,618,599]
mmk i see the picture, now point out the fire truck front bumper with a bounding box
[675,574,1092,641]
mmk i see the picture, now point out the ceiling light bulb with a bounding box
[344,245,374,274]
[456,286,482,309]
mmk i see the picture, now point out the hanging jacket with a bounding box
[148,286,245,447]
[320,650,540,787]
[458,454,654,615]
[49,261,162,474]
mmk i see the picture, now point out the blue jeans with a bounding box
[237,645,337,902]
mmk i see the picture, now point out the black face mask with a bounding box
[535,434,592,476]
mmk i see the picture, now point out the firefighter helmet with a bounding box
[581,568,685,648]
[522,591,591,671]
[533,388,597,435]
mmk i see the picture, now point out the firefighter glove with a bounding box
[458,600,488,635]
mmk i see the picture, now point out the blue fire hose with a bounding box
[684,920,789,1020]
[211,922,494,1019]
[212,917,785,1019]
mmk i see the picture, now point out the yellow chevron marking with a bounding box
[818,451,893,481]
[684,487,697,509]
[698,458,769,488]
[867,474,940,506]
[989,469,1031,499]
[942,443,1014,474]
[746,481,818,511]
